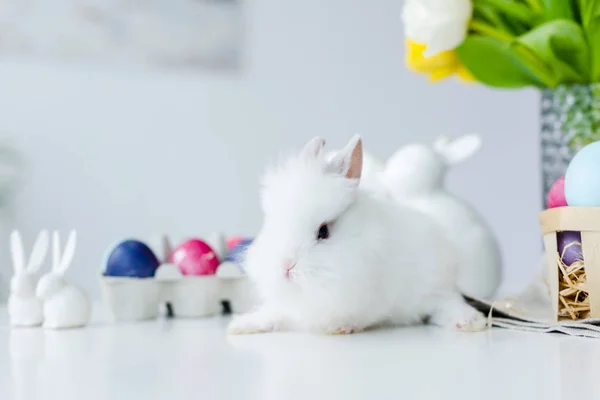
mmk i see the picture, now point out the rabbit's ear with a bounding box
[10,230,25,272]
[301,137,326,159]
[57,230,77,274]
[435,134,481,165]
[52,231,61,272]
[26,230,49,273]
[327,135,363,181]
[432,136,451,153]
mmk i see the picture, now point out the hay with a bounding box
[486,298,525,328]
[557,240,589,320]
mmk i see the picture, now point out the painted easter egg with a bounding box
[547,176,567,208]
[170,239,219,276]
[557,231,584,266]
[565,141,600,206]
[105,239,160,278]
[226,236,246,251]
[225,239,253,270]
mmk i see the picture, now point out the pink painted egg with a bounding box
[226,236,246,251]
[547,176,567,209]
[169,239,219,276]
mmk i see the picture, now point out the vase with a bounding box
[540,84,600,208]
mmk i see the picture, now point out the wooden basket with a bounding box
[539,207,600,321]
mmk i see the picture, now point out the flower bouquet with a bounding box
[401,0,600,205]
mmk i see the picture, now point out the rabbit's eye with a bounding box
[317,223,330,240]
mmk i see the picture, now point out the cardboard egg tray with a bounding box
[100,262,256,322]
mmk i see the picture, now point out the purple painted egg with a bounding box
[557,231,584,266]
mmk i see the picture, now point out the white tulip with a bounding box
[402,0,472,57]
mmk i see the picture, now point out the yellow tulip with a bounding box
[405,40,475,83]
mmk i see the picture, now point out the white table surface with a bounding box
[1,306,599,400]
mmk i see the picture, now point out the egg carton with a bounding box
[100,262,256,321]
[100,233,256,322]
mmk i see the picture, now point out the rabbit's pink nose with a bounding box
[284,259,296,278]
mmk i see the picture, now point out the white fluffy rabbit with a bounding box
[382,134,502,299]
[36,231,91,329]
[228,136,486,335]
[8,230,49,327]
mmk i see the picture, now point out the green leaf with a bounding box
[578,1,600,81]
[570,0,582,24]
[473,3,514,33]
[515,20,589,84]
[476,0,539,25]
[455,35,547,88]
[540,0,574,20]
[589,17,600,81]
[578,0,600,29]
[499,12,529,35]
[510,42,557,86]
[521,0,544,13]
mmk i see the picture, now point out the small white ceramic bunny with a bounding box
[228,136,486,335]
[382,134,502,299]
[36,230,91,329]
[8,230,49,327]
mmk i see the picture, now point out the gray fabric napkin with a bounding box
[465,295,600,339]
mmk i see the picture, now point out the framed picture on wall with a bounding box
[0,0,242,70]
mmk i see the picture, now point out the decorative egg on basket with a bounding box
[169,239,220,276]
[557,231,584,266]
[565,141,600,207]
[547,176,567,209]
[105,239,160,278]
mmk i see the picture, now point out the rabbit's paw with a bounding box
[451,309,487,332]
[227,311,282,335]
[325,325,364,335]
[430,296,488,332]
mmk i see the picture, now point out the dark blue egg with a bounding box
[105,240,160,278]
[225,239,253,270]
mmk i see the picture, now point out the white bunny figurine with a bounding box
[36,230,91,329]
[8,230,49,327]
[382,134,502,299]
[229,136,486,335]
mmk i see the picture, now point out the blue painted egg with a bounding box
[565,141,600,206]
[224,239,253,270]
[105,240,160,278]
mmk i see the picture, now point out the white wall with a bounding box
[0,0,542,299]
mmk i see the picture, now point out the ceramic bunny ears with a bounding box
[11,230,49,275]
[10,230,77,275]
[51,230,77,275]
[433,134,482,165]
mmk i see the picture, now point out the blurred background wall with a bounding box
[0,0,541,299]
